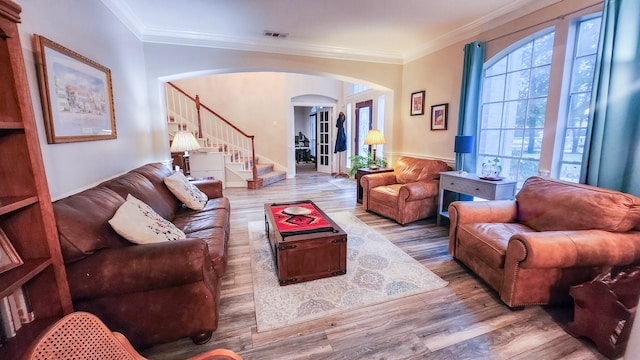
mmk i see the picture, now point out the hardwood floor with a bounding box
[142,170,611,360]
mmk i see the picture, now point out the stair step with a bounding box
[256,163,274,176]
[261,170,287,187]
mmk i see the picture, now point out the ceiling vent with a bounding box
[263,30,288,38]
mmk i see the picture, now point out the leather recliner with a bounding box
[361,156,451,225]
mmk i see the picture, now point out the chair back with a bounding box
[22,311,243,360]
[22,312,142,360]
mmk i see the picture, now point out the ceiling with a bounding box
[101,0,561,64]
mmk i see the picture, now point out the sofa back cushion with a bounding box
[394,156,450,184]
[516,176,640,232]
[53,187,129,263]
[102,164,178,220]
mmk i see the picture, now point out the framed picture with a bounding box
[431,103,448,130]
[0,227,23,275]
[34,35,117,144]
[410,90,425,116]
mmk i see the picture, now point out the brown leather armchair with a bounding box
[360,156,451,225]
[448,176,640,308]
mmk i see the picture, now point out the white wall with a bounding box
[18,0,154,199]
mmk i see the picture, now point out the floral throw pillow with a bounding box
[163,171,208,210]
[109,194,186,244]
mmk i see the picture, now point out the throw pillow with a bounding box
[109,194,186,244]
[163,171,208,210]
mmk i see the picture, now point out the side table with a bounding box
[355,167,394,204]
[437,171,516,226]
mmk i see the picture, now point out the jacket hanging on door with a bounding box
[334,112,347,153]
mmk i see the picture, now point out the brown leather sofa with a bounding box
[361,156,451,225]
[52,163,230,348]
[448,176,640,308]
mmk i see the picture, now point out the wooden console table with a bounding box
[437,171,517,226]
[355,167,394,204]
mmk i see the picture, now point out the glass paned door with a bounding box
[316,109,331,173]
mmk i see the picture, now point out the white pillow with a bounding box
[164,171,208,210]
[109,194,186,244]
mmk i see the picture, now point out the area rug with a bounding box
[248,211,448,332]
[328,177,356,189]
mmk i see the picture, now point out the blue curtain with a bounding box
[456,41,485,174]
[581,0,640,196]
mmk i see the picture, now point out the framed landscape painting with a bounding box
[35,35,117,144]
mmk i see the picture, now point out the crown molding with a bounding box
[141,28,405,64]
[102,0,561,65]
[403,0,562,62]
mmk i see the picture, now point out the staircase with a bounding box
[165,83,286,188]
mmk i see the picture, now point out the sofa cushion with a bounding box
[394,156,450,184]
[457,223,536,269]
[103,171,177,221]
[517,176,640,232]
[109,194,186,244]
[53,186,128,263]
[164,171,208,210]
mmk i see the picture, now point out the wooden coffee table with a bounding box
[264,200,347,285]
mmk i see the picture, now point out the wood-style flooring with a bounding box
[142,168,612,360]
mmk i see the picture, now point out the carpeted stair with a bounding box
[256,163,286,186]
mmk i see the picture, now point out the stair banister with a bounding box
[166,82,259,185]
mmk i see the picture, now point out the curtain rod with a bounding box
[486,2,602,43]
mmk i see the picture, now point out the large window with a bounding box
[478,15,601,187]
[479,30,554,186]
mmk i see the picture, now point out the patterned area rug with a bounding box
[328,177,356,189]
[249,211,448,332]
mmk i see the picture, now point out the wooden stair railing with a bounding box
[165,82,260,187]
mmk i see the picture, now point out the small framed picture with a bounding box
[0,227,23,275]
[431,103,448,130]
[410,91,425,116]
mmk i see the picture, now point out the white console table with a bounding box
[190,150,226,188]
[437,171,517,226]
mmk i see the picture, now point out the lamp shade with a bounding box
[170,131,201,153]
[364,129,386,145]
[454,135,474,154]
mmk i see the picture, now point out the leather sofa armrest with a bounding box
[398,180,439,201]
[448,200,517,256]
[192,179,224,199]
[361,172,397,209]
[67,239,215,300]
[448,200,517,224]
[361,172,397,191]
[506,230,640,269]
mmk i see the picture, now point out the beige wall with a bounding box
[16,0,602,195]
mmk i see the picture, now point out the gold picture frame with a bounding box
[0,227,23,274]
[34,35,117,144]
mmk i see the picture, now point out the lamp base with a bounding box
[369,164,379,170]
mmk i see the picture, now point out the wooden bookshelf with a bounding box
[0,1,73,358]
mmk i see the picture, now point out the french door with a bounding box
[316,109,331,173]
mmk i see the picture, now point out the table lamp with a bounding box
[171,130,201,178]
[454,135,474,175]
[364,129,386,170]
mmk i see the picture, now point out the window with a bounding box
[478,14,601,188]
[479,30,555,187]
[557,16,602,182]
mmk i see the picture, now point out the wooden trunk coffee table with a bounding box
[264,200,347,285]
